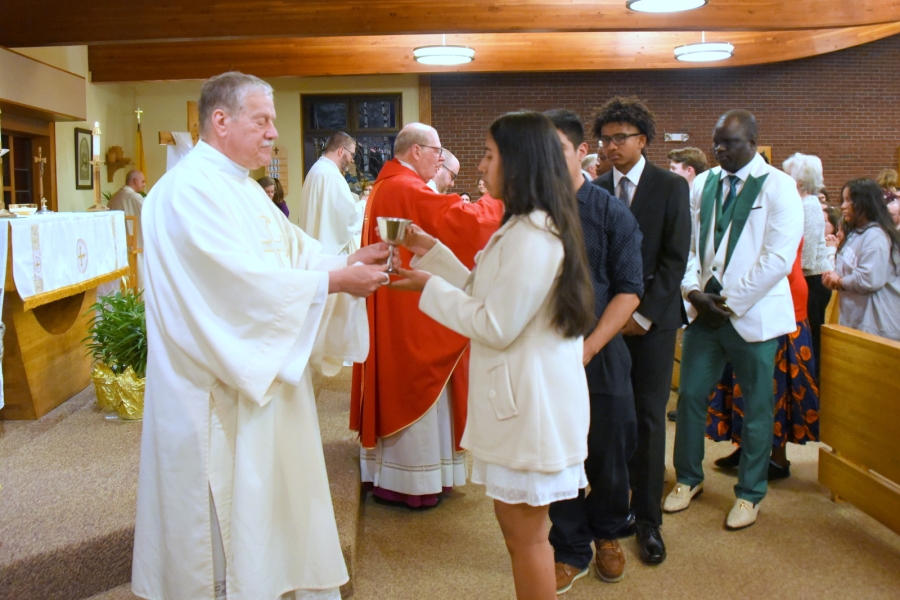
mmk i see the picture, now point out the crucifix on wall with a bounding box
[159,101,200,147]
[34,147,51,213]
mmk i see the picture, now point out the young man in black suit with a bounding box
[592,97,691,567]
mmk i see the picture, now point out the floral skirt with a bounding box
[706,319,820,447]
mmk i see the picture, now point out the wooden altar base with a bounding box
[0,288,95,420]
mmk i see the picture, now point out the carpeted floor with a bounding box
[8,380,900,600]
[347,400,900,599]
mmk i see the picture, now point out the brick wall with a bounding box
[432,34,900,202]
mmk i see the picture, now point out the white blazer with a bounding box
[682,153,803,342]
[415,210,589,473]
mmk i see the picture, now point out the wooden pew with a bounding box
[818,324,900,535]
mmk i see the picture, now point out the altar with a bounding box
[0,211,128,419]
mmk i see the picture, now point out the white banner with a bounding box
[9,212,128,301]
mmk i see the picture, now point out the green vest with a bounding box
[698,170,768,274]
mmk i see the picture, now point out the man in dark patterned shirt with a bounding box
[544,110,644,593]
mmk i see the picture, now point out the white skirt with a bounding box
[471,457,587,507]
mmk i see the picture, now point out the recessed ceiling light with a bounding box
[627,0,708,13]
[414,34,475,66]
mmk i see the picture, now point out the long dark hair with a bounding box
[841,178,900,270]
[489,111,594,338]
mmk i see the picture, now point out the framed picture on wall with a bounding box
[74,128,93,190]
[758,145,773,166]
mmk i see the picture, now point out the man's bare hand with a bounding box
[328,264,390,297]
[388,267,432,292]
[349,242,395,266]
[687,290,732,327]
[621,316,648,337]
[398,224,437,257]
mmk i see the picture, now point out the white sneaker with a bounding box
[726,498,759,530]
[663,482,703,513]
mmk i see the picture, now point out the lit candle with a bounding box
[92,121,101,156]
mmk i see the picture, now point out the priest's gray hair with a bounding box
[199,71,273,136]
[782,152,824,196]
[393,123,437,156]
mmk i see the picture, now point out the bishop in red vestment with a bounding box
[351,123,503,507]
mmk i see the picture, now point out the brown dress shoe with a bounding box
[594,539,626,582]
[555,562,589,594]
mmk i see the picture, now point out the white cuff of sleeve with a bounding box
[632,311,652,331]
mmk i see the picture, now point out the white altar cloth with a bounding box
[8,212,128,304]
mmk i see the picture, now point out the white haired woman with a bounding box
[782,152,832,381]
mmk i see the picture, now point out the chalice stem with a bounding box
[386,244,394,273]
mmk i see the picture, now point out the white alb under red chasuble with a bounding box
[132,141,365,600]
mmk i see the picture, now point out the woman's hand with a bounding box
[821,270,842,290]
[825,234,839,248]
[399,224,437,257]
[388,267,432,292]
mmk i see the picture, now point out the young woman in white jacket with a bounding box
[392,111,595,600]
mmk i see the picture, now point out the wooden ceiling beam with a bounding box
[5,1,900,47]
[87,24,900,83]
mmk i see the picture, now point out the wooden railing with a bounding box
[818,324,900,535]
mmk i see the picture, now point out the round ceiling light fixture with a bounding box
[414,34,475,66]
[674,32,734,62]
[627,0,708,12]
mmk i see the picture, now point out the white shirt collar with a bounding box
[320,155,341,171]
[612,154,646,191]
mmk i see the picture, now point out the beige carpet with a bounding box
[349,396,900,600]
[95,397,900,600]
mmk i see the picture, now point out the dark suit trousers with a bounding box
[549,338,636,569]
[625,327,678,528]
[805,274,832,382]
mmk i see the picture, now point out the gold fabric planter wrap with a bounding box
[90,362,145,420]
[115,367,145,421]
[91,363,120,413]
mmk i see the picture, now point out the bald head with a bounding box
[126,169,146,193]
[393,123,444,182]
[432,149,459,193]
[713,109,759,174]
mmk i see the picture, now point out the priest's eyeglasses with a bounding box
[418,144,444,157]
[442,164,458,182]
[599,133,642,147]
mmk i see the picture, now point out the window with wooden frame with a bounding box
[301,94,401,193]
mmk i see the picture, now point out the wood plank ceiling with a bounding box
[2,1,900,82]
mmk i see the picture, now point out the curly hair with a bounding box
[591,96,657,145]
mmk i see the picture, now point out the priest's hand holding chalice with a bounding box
[388,223,436,292]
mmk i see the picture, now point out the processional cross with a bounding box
[34,147,51,214]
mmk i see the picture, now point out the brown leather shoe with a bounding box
[555,562,589,594]
[594,539,626,583]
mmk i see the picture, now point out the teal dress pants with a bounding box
[674,318,779,504]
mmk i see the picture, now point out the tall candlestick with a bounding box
[87,121,109,211]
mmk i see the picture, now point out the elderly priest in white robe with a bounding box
[108,169,146,288]
[132,72,392,600]
[297,131,365,254]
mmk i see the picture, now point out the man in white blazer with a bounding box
[664,110,802,529]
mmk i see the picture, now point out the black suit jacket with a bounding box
[595,160,691,331]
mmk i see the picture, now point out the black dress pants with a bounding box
[805,274,832,382]
[549,337,636,569]
[625,327,678,528]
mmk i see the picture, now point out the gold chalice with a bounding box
[376,217,412,274]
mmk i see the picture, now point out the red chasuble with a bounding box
[351,159,504,450]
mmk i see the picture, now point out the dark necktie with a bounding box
[618,178,631,205]
[722,175,739,213]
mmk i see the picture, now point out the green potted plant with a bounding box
[83,287,147,420]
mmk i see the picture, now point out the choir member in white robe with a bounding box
[108,169,146,289]
[131,72,391,600]
[297,132,364,255]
